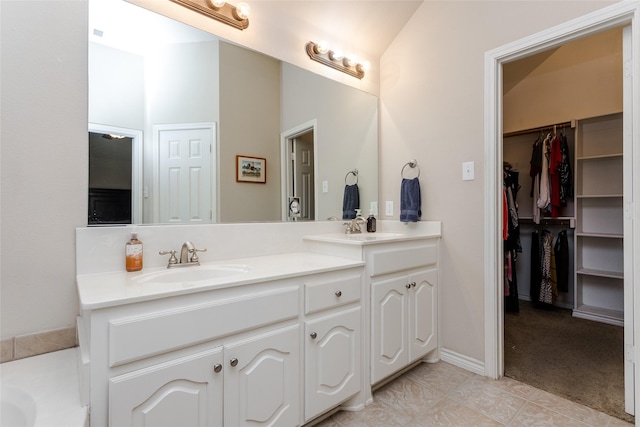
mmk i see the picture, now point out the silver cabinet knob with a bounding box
[335,290,342,297]
[406,283,411,289]
[230,358,238,367]
[213,363,222,373]
[310,332,317,339]
[411,282,417,287]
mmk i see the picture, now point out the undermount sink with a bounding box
[134,264,250,284]
[344,232,404,241]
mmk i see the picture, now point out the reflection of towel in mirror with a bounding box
[400,178,421,222]
[342,184,360,220]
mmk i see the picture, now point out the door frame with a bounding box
[152,122,217,223]
[280,119,318,221]
[483,0,639,413]
[88,123,143,224]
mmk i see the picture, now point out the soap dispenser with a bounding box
[366,210,377,233]
[125,232,143,272]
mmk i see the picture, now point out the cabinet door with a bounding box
[109,347,223,427]
[371,275,409,384]
[408,269,438,361]
[224,324,300,427]
[305,306,361,421]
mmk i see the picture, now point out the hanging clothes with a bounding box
[549,134,563,217]
[554,229,570,293]
[503,165,521,313]
[538,230,554,305]
[559,133,573,207]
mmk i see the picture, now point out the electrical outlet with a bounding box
[462,161,475,181]
[385,201,393,216]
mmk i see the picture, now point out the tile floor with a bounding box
[313,361,633,427]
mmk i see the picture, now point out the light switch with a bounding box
[462,161,475,181]
[322,180,329,193]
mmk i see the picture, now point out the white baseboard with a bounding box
[440,347,485,376]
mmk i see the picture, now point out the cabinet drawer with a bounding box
[369,243,437,276]
[305,275,360,314]
[109,286,299,366]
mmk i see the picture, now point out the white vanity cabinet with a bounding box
[80,280,303,427]
[303,272,362,422]
[77,253,366,427]
[368,241,438,385]
[109,323,300,427]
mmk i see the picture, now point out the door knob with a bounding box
[230,358,238,367]
[213,363,222,373]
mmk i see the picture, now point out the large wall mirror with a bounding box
[88,0,378,225]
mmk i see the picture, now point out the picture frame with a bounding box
[236,155,266,183]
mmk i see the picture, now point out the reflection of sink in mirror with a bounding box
[134,265,250,284]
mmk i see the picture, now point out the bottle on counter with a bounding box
[366,211,377,233]
[125,232,143,272]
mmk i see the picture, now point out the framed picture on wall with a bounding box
[236,155,266,183]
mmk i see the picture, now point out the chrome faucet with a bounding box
[159,241,207,268]
[344,217,366,234]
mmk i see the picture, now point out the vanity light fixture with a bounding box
[306,41,368,79]
[170,0,250,30]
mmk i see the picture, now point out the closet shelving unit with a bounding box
[573,112,624,326]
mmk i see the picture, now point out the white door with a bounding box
[224,325,300,427]
[157,123,215,224]
[293,131,315,221]
[408,269,438,362]
[305,307,361,421]
[109,347,224,427]
[371,276,409,384]
[622,25,635,416]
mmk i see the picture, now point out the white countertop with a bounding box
[77,252,364,310]
[302,231,440,245]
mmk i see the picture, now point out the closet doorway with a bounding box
[484,1,639,422]
[502,28,630,421]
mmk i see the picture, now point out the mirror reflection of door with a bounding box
[155,123,216,224]
[289,129,315,221]
[88,131,133,225]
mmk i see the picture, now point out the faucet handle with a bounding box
[189,247,207,263]
[159,250,178,266]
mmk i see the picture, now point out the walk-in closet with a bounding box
[501,26,632,422]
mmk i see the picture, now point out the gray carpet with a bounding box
[504,301,634,423]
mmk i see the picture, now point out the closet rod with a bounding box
[503,120,574,138]
[519,217,575,228]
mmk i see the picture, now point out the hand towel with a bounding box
[400,178,421,222]
[342,184,360,220]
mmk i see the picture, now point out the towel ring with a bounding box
[401,159,420,178]
[345,169,358,185]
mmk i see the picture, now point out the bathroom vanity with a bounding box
[76,223,440,427]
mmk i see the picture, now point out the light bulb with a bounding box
[343,56,357,68]
[234,2,250,20]
[315,40,329,55]
[329,49,343,61]
[357,60,371,73]
[208,0,225,8]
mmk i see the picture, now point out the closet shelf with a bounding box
[577,153,623,161]
[577,268,623,280]
[573,305,623,326]
[576,194,623,199]
[576,232,623,239]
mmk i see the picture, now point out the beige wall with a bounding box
[503,27,623,133]
[1,1,88,338]
[379,0,618,363]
